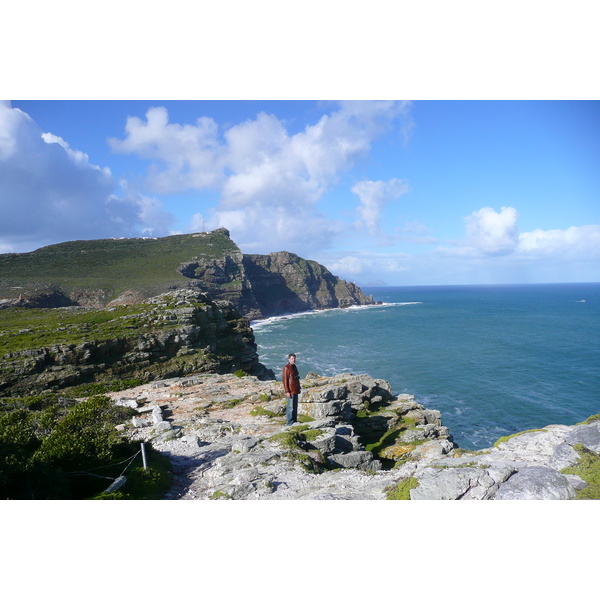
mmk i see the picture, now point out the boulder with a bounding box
[327,450,379,470]
[494,466,577,500]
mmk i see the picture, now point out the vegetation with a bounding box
[269,426,327,473]
[0,391,171,499]
[0,304,162,354]
[224,398,244,409]
[578,413,600,425]
[249,406,281,419]
[297,413,315,423]
[493,428,547,448]
[0,229,238,304]
[210,489,232,500]
[385,477,419,500]
[561,444,600,500]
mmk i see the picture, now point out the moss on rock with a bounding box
[561,443,600,499]
[385,477,419,500]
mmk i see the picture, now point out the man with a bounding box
[282,353,301,426]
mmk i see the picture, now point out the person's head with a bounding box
[288,353,296,364]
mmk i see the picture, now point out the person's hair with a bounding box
[288,353,296,359]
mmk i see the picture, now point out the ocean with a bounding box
[251,282,600,450]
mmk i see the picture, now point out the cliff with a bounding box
[0,289,274,397]
[0,228,373,319]
[106,372,600,500]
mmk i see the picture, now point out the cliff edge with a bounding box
[108,372,600,500]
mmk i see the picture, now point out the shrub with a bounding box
[34,396,129,470]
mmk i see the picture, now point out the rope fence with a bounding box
[67,443,148,494]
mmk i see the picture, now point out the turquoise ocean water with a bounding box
[252,283,600,450]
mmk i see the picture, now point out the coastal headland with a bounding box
[1,230,598,499]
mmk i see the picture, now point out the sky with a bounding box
[2,99,599,285]
[2,2,599,287]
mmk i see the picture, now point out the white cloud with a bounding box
[41,132,111,176]
[352,178,410,235]
[326,255,365,276]
[458,206,600,263]
[109,106,224,194]
[111,102,412,253]
[212,204,345,255]
[464,206,519,255]
[0,103,172,251]
[518,224,600,258]
[324,251,412,280]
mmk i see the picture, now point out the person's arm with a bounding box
[282,365,290,395]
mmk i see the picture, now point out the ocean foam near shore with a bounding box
[250,301,422,330]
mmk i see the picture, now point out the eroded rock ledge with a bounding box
[107,372,600,500]
[0,289,273,396]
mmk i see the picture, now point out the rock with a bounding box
[411,464,516,500]
[154,421,173,432]
[232,437,259,453]
[302,428,337,455]
[151,406,164,424]
[335,434,362,453]
[327,450,379,470]
[548,442,581,470]
[300,399,352,421]
[182,434,201,446]
[563,474,588,491]
[0,288,276,396]
[494,466,577,500]
[412,439,455,462]
[103,372,599,500]
[114,397,139,409]
[565,421,600,452]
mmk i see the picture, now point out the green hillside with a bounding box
[0,228,237,303]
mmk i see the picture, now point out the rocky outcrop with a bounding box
[106,372,455,499]
[0,289,274,396]
[174,241,374,319]
[104,372,600,500]
[240,252,373,318]
[402,421,600,500]
[0,228,373,319]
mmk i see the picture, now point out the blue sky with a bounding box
[3,2,600,286]
[2,99,598,285]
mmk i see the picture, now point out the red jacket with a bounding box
[282,363,301,395]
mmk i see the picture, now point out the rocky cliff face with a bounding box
[240,252,372,318]
[0,290,274,396]
[175,238,374,319]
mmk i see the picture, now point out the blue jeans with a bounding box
[286,394,298,425]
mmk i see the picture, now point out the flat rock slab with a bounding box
[494,466,577,500]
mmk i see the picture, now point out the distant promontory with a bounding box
[0,228,373,319]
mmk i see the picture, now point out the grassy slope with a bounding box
[0,303,174,353]
[0,229,237,301]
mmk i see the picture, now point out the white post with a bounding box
[141,442,148,470]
